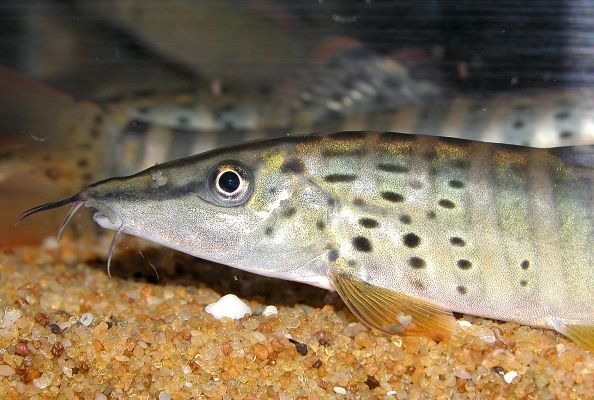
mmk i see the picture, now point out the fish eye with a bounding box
[216,170,241,195]
[207,161,253,206]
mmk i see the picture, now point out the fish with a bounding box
[2,59,593,245]
[17,131,594,351]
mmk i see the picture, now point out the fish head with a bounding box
[21,136,334,288]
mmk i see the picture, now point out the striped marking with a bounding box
[466,144,515,314]
[481,97,513,144]
[530,96,559,147]
[440,98,472,139]
[140,126,173,169]
[527,150,566,317]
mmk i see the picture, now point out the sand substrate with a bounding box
[0,236,592,399]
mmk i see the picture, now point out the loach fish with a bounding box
[18,131,594,351]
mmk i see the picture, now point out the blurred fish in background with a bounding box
[1,0,594,247]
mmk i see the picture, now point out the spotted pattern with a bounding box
[281,158,305,174]
[324,174,358,183]
[450,237,466,246]
[408,257,426,269]
[352,236,372,252]
[359,218,379,229]
[402,233,421,248]
[381,191,404,203]
[448,179,465,189]
[438,199,456,209]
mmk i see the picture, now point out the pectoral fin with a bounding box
[331,273,457,341]
[548,317,594,352]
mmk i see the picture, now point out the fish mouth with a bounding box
[87,201,122,231]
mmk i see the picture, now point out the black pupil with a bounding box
[218,171,241,193]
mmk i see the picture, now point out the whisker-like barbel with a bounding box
[16,195,80,225]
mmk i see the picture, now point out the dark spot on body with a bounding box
[381,191,404,203]
[137,106,150,114]
[359,218,379,228]
[365,375,380,390]
[457,259,472,270]
[452,159,469,169]
[456,285,467,295]
[287,338,308,356]
[327,198,337,207]
[377,163,410,173]
[399,214,412,224]
[281,158,305,174]
[352,236,372,252]
[82,173,93,182]
[403,233,421,248]
[448,179,465,189]
[379,131,416,141]
[409,180,423,189]
[450,237,466,246]
[177,115,190,125]
[521,260,530,270]
[124,119,150,135]
[316,220,326,230]
[328,249,339,262]
[409,257,426,269]
[283,207,296,218]
[520,280,528,287]
[438,199,456,209]
[555,111,569,120]
[353,198,365,207]
[268,187,277,195]
[321,148,364,158]
[77,158,88,168]
[426,211,437,219]
[323,174,358,183]
[264,227,273,237]
[513,120,524,129]
[559,130,573,139]
[329,131,368,140]
[347,259,358,267]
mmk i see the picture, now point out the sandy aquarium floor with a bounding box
[0,235,592,400]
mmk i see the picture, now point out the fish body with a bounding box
[112,88,594,177]
[19,131,594,350]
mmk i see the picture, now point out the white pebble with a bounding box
[386,391,397,396]
[261,305,278,317]
[33,374,51,389]
[503,370,518,384]
[333,386,347,395]
[158,392,171,400]
[205,294,252,320]
[79,313,94,327]
[457,320,472,328]
[477,327,497,343]
[454,368,472,380]
[0,307,22,328]
[181,364,192,374]
[95,394,107,400]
